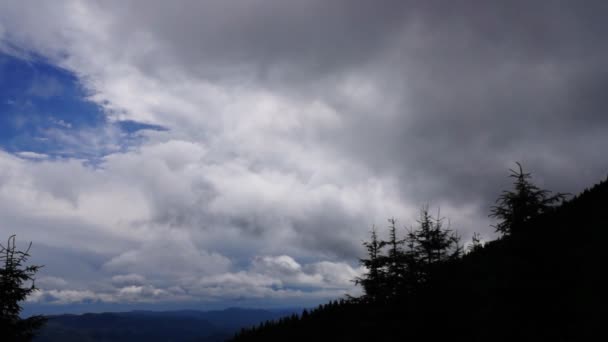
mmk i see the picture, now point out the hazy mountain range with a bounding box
[34,307,300,342]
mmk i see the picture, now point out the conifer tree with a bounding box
[411,207,460,266]
[467,232,484,254]
[355,228,386,302]
[490,162,567,236]
[382,218,406,297]
[0,235,46,340]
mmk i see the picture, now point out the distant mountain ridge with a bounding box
[34,307,300,342]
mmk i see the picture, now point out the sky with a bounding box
[1,0,607,314]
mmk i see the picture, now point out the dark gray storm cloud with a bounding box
[311,0,608,206]
[103,0,411,81]
[103,0,608,205]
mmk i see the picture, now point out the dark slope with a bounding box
[233,178,608,341]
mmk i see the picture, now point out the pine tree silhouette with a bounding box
[381,218,406,298]
[355,227,386,303]
[409,207,461,268]
[0,235,46,341]
[232,167,605,342]
[467,232,484,254]
[490,162,567,236]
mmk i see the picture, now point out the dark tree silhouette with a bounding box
[355,207,461,302]
[354,228,386,302]
[0,235,46,341]
[490,162,567,236]
[467,232,484,254]
[233,167,605,342]
[408,207,461,268]
[380,218,406,297]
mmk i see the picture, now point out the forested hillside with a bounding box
[233,167,606,341]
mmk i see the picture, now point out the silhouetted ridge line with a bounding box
[232,170,607,341]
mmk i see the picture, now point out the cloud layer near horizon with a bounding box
[1,0,608,307]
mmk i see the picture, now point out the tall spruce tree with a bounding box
[0,235,46,341]
[356,208,462,301]
[382,218,406,297]
[410,207,461,266]
[405,207,461,287]
[355,228,386,302]
[490,162,567,236]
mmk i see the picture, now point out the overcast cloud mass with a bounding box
[1,0,607,312]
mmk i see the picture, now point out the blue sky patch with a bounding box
[0,53,166,160]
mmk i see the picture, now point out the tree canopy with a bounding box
[355,206,461,303]
[0,235,46,341]
[490,162,567,235]
[232,163,602,341]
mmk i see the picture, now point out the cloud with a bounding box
[30,285,175,305]
[29,254,362,305]
[36,276,69,289]
[2,0,608,308]
[30,289,109,305]
[191,255,362,301]
[16,151,48,160]
[102,233,233,280]
[111,274,146,287]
